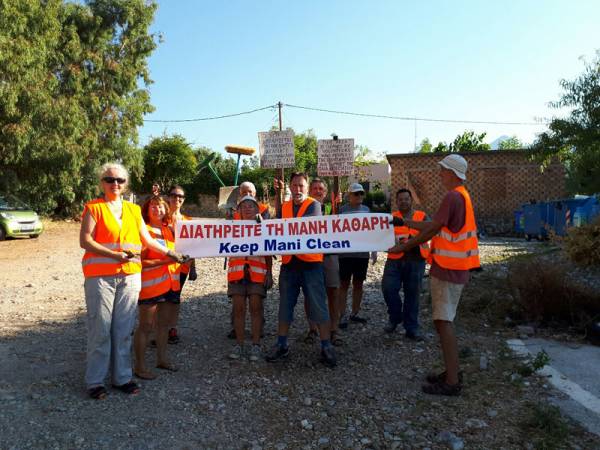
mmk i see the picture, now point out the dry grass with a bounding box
[564,216,600,266]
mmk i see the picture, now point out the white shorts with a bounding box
[430,276,464,322]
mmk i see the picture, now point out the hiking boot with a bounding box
[320,346,337,368]
[384,321,398,333]
[248,344,262,362]
[265,344,289,362]
[168,328,180,344]
[228,343,243,360]
[349,314,367,324]
[421,381,462,396]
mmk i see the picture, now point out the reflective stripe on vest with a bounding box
[280,198,323,264]
[81,200,143,278]
[227,256,268,283]
[388,210,430,260]
[139,225,181,300]
[430,185,480,271]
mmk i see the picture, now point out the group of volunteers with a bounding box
[79,153,479,400]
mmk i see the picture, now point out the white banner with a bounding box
[175,213,395,258]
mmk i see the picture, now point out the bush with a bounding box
[521,403,569,450]
[564,216,600,266]
[363,190,389,212]
[508,258,600,328]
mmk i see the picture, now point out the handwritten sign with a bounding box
[317,138,355,176]
[258,130,295,169]
[175,213,394,258]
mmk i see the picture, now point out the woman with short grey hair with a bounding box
[79,162,186,400]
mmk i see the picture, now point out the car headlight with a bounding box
[0,212,15,220]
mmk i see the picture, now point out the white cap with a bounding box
[438,154,468,180]
[237,195,258,206]
[348,182,365,193]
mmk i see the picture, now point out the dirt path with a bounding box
[0,222,598,449]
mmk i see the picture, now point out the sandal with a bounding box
[422,381,462,396]
[425,370,464,385]
[330,330,343,346]
[304,329,318,344]
[88,386,107,400]
[156,363,179,372]
[112,381,140,395]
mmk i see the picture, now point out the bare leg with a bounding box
[351,279,364,316]
[248,295,263,345]
[232,295,246,346]
[134,304,157,379]
[156,302,179,369]
[327,287,339,332]
[435,320,460,385]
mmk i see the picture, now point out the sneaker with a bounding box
[384,321,398,333]
[338,315,348,330]
[265,344,289,362]
[248,344,262,362]
[320,346,337,368]
[168,328,180,344]
[405,332,424,342]
[421,381,462,396]
[228,344,243,360]
[349,314,368,324]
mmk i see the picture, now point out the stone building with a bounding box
[386,150,566,234]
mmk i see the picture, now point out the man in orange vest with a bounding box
[388,154,479,396]
[382,188,429,340]
[267,173,337,367]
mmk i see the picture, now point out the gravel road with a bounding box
[0,222,598,449]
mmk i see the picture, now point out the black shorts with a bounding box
[138,289,181,306]
[339,257,369,282]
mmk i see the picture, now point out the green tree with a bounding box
[498,135,525,149]
[191,146,237,196]
[140,134,197,194]
[449,130,490,152]
[416,138,433,153]
[293,129,318,175]
[0,0,158,215]
[531,53,600,194]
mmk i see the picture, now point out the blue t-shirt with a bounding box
[338,204,370,259]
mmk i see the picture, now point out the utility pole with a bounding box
[277,101,285,204]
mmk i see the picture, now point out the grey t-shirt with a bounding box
[338,204,370,259]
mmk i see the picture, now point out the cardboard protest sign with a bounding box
[258,130,295,169]
[218,186,239,210]
[175,213,394,258]
[317,138,355,176]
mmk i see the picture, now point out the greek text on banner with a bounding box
[175,213,395,258]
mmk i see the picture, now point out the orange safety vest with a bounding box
[388,210,430,260]
[430,185,480,270]
[281,197,323,264]
[81,199,143,278]
[233,203,269,220]
[227,256,268,283]
[139,224,181,300]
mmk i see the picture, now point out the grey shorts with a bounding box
[430,276,465,322]
[323,255,340,288]
[227,281,266,298]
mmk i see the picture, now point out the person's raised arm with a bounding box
[139,219,188,263]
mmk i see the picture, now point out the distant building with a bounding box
[386,150,566,234]
[348,162,391,198]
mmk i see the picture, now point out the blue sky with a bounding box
[140,0,600,156]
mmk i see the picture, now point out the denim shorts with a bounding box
[278,263,329,324]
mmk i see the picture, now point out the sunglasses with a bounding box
[102,177,126,185]
[351,191,365,196]
[169,193,185,199]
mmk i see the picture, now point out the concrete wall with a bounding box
[386,150,567,234]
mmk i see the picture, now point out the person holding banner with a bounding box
[382,189,429,340]
[388,154,479,396]
[338,183,377,328]
[227,195,273,360]
[134,196,183,379]
[303,178,342,346]
[166,185,196,345]
[268,173,337,368]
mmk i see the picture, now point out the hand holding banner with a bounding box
[175,213,395,258]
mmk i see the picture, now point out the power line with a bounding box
[283,103,547,126]
[143,104,277,123]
